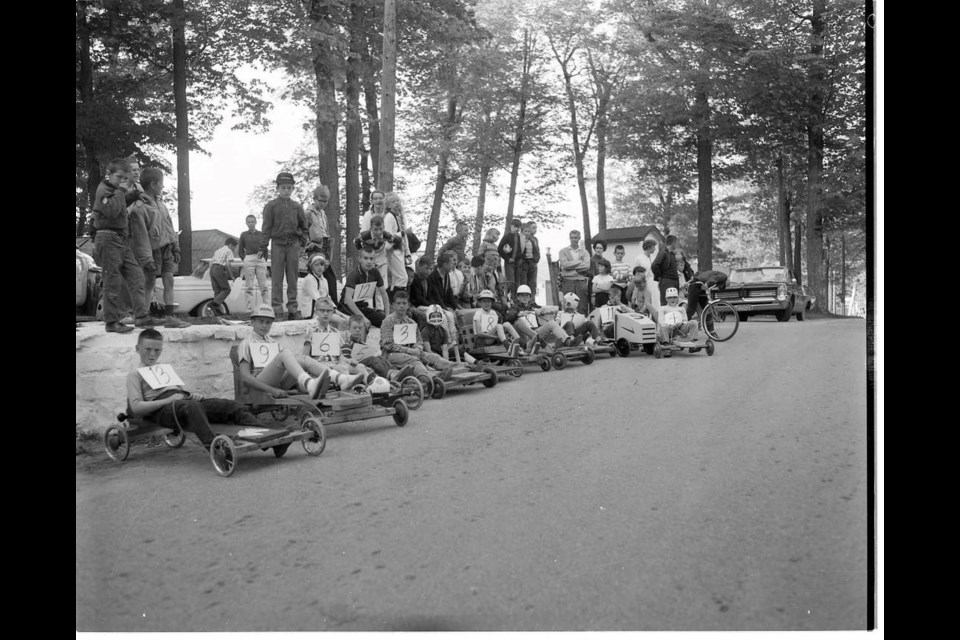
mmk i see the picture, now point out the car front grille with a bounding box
[747,288,778,298]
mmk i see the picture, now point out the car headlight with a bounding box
[777,283,787,301]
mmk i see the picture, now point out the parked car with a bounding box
[155,258,312,317]
[712,266,816,322]
[76,249,102,316]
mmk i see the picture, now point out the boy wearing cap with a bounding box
[505,285,573,352]
[473,290,522,356]
[125,329,270,449]
[238,305,367,399]
[260,172,309,320]
[658,287,699,343]
[558,292,600,345]
[380,291,456,388]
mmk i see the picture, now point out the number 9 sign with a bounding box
[250,342,280,368]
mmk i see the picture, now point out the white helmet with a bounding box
[426,304,445,326]
[516,285,532,295]
[665,287,679,299]
[563,292,580,305]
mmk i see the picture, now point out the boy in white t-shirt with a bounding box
[472,289,522,357]
[657,287,699,344]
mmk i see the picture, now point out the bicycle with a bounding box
[685,282,739,342]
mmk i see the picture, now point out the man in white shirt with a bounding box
[558,230,591,315]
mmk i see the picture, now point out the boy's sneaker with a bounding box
[396,364,416,381]
[307,370,331,399]
[506,343,521,358]
[528,342,540,355]
[585,337,596,346]
[525,337,538,353]
[105,322,134,334]
[164,316,191,329]
[570,335,584,347]
[338,371,366,391]
[134,316,157,328]
[364,370,379,385]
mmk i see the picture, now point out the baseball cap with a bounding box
[275,172,295,185]
[251,305,277,320]
[665,287,679,298]
[477,289,496,301]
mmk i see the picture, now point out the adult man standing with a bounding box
[558,230,591,315]
[260,172,309,320]
[651,234,681,305]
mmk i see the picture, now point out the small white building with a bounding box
[589,225,668,266]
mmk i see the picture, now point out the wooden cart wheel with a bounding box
[164,428,186,449]
[392,399,409,426]
[507,359,524,377]
[481,367,499,388]
[539,356,552,372]
[103,425,130,462]
[300,415,326,456]
[272,443,291,458]
[418,375,434,399]
[582,348,596,365]
[654,343,663,359]
[552,352,567,370]
[431,378,447,400]
[706,339,715,356]
[400,376,424,410]
[209,435,238,477]
[615,339,631,357]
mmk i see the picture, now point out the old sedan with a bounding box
[712,266,816,322]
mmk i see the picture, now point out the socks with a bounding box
[297,373,311,391]
[165,304,175,316]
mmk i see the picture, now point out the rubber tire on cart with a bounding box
[418,375,434,399]
[400,376,424,410]
[209,435,238,477]
[392,399,409,426]
[507,359,523,378]
[481,366,499,388]
[552,352,567,370]
[103,425,130,461]
[615,338,631,358]
[653,343,663,359]
[431,378,447,400]
[539,356,552,372]
[300,415,327,456]
[272,443,291,458]
[164,429,187,449]
[582,349,596,365]
[706,339,715,356]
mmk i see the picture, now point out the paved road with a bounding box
[76,317,869,631]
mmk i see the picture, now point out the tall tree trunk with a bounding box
[344,0,363,273]
[824,233,832,312]
[560,65,592,250]
[505,28,532,234]
[777,151,793,270]
[694,86,713,271]
[841,233,846,315]
[362,67,380,184]
[378,0,396,192]
[794,219,802,285]
[473,163,490,256]
[76,2,98,237]
[595,97,608,232]
[805,0,827,311]
[360,142,371,211]
[311,1,341,274]
[173,0,192,275]
[426,96,458,258]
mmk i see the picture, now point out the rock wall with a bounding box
[75,320,371,435]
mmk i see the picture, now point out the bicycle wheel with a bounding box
[701,301,739,342]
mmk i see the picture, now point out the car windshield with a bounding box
[730,268,789,283]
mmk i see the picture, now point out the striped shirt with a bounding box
[212,245,235,266]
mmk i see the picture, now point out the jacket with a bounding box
[427,268,459,309]
[498,231,523,263]
[260,197,308,252]
[91,180,132,234]
[652,249,679,282]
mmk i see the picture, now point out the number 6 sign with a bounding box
[250,342,280,369]
[311,332,341,358]
[393,323,418,346]
[138,364,185,390]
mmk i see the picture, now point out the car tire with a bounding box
[737,312,748,322]
[776,302,792,322]
[198,300,227,318]
[83,275,102,317]
[796,306,806,321]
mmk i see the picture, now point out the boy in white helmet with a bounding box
[505,284,576,353]
[473,289,522,357]
[423,304,482,367]
[558,292,600,345]
[657,287,699,344]
[237,305,367,400]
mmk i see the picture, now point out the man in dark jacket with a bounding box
[686,270,728,320]
[652,235,681,305]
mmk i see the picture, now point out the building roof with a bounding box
[591,226,665,245]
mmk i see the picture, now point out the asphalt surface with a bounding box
[76,316,870,631]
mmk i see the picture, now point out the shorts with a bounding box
[152,244,177,276]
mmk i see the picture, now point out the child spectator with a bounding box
[341,246,391,328]
[340,314,416,383]
[473,290,522,356]
[210,237,238,316]
[125,329,269,449]
[505,284,572,353]
[455,259,474,308]
[238,214,269,314]
[558,292,599,345]
[498,218,524,300]
[128,167,190,328]
[260,172,309,320]
[424,252,461,339]
[686,270,728,320]
[438,221,470,264]
[298,253,331,320]
[380,291,456,389]
[353,214,395,284]
[237,305,366,399]
[626,266,659,320]
[610,244,632,302]
[590,282,633,339]
[92,157,152,333]
[658,287,699,344]
[519,222,541,296]
[304,184,331,259]
[592,259,614,308]
[381,192,410,294]
[360,189,386,231]
[479,228,501,274]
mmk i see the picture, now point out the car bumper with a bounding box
[723,299,789,312]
